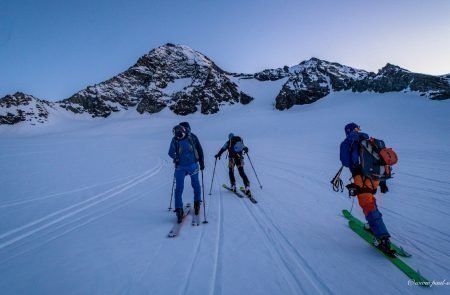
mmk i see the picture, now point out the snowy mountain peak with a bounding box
[378,63,411,75]
[274,58,449,110]
[136,43,216,70]
[0,92,53,125]
[58,43,253,118]
[1,45,449,126]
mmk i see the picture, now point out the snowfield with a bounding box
[1,83,450,294]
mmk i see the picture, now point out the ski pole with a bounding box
[208,158,218,195]
[168,172,175,211]
[246,153,262,189]
[331,166,344,192]
[201,170,208,224]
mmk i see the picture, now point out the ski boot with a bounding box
[175,208,184,224]
[375,236,396,257]
[230,184,237,192]
[244,186,252,197]
[194,201,201,215]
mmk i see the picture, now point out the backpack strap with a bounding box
[175,136,199,162]
[175,139,181,162]
[187,134,199,161]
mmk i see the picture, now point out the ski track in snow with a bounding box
[1,92,449,294]
[211,180,225,295]
[121,177,179,295]
[237,182,333,294]
[0,161,165,255]
[0,172,142,209]
[179,212,207,295]
[0,190,149,266]
[216,160,331,295]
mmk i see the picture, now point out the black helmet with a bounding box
[172,125,186,139]
[179,122,191,133]
[344,123,360,136]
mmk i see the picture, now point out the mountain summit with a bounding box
[59,43,253,118]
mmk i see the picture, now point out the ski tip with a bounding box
[342,209,352,218]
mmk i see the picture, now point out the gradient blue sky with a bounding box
[1,0,449,101]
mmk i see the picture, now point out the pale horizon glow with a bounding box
[0,0,449,101]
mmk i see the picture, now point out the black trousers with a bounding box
[228,157,250,187]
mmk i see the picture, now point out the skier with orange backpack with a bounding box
[339,123,398,256]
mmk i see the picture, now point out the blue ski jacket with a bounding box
[168,133,204,167]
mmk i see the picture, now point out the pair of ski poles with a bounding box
[168,169,208,224]
[331,165,355,213]
[168,153,262,220]
[208,152,263,195]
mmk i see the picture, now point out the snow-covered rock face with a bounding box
[1,44,449,125]
[271,59,450,110]
[270,58,369,110]
[59,43,253,117]
[0,92,52,125]
[364,64,450,100]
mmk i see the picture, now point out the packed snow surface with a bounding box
[1,82,449,294]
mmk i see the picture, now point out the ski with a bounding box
[342,210,430,286]
[168,203,191,238]
[240,187,258,204]
[343,209,410,257]
[223,184,244,198]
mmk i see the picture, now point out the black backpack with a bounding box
[360,138,398,180]
[228,136,245,157]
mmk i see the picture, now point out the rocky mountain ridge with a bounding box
[1,44,449,125]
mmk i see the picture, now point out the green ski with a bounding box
[342,210,430,286]
[239,187,258,204]
[223,184,244,198]
[343,209,410,257]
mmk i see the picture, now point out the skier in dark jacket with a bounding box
[168,122,204,223]
[340,122,394,256]
[215,133,251,195]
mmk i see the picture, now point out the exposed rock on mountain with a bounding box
[59,43,253,117]
[1,44,449,125]
[271,59,450,110]
[0,92,52,125]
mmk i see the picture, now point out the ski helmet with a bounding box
[179,122,191,133]
[344,123,360,136]
[172,125,186,139]
[228,133,234,140]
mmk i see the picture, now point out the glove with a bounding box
[345,183,360,197]
[214,154,221,160]
[243,147,249,154]
[199,161,205,171]
[380,181,389,194]
[173,158,179,167]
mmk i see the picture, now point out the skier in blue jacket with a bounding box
[168,122,204,223]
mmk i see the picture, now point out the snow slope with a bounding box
[1,82,449,294]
